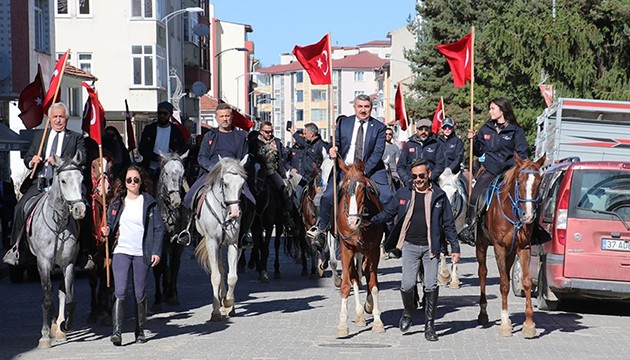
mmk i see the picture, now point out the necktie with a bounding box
[45,131,60,180]
[354,121,365,162]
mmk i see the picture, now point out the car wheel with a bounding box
[537,267,559,311]
[511,255,525,297]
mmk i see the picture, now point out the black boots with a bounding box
[457,208,477,246]
[424,288,439,342]
[399,290,415,333]
[111,298,124,346]
[135,298,147,343]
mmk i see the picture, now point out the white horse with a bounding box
[194,156,248,321]
[437,168,467,289]
[28,154,87,348]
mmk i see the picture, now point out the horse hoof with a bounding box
[336,326,349,338]
[55,331,67,342]
[364,302,373,315]
[355,315,366,327]
[372,322,385,333]
[274,271,281,279]
[477,313,489,325]
[260,271,270,283]
[50,323,58,338]
[227,306,236,317]
[333,277,342,288]
[499,324,513,337]
[449,281,460,289]
[522,323,537,339]
[210,312,223,322]
[222,298,234,309]
[38,338,52,349]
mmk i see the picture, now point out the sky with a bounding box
[210,0,417,67]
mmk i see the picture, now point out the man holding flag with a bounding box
[4,103,86,266]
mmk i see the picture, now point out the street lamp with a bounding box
[215,47,248,102]
[235,71,261,112]
[162,7,204,105]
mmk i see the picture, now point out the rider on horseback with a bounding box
[288,123,328,208]
[438,117,465,175]
[4,103,86,266]
[457,98,529,246]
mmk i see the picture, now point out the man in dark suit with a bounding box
[308,94,393,251]
[4,102,86,265]
[138,101,189,182]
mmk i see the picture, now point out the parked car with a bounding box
[514,159,630,309]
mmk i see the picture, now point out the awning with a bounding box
[0,123,30,152]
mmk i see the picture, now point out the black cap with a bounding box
[158,101,174,114]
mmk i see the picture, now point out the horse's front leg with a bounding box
[151,253,165,312]
[273,223,282,279]
[222,243,239,317]
[519,247,537,338]
[476,240,489,325]
[206,241,223,321]
[337,249,352,338]
[495,246,514,337]
[166,243,184,306]
[51,262,75,342]
[36,259,53,349]
[366,251,384,333]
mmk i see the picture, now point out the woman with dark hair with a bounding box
[101,165,163,346]
[457,98,528,245]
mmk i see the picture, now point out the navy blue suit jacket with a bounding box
[335,115,386,178]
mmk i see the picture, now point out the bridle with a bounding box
[338,177,370,248]
[205,169,242,230]
[158,158,186,228]
[42,162,86,235]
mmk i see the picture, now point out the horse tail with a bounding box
[194,241,211,274]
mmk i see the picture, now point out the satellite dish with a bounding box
[0,53,10,82]
[192,81,207,96]
[193,24,210,37]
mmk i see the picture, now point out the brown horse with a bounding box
[476,153,545,338]
[335,159,385,337]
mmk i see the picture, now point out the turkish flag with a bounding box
[539,85,554,106]
[81,82,105,145]
[171,111,191,141]
[292,34,332,85]
[43,50,70,114]
[394,81,408,131]
[232,109,254,131]
[432,97,444,134]
[18,64,46,129]
[124,99,136,151]
[436,33,473,88]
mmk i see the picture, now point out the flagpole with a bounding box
[468,26,475,198]
[326,33,338,239]
[441,97,446,119]
[98,144,111,287]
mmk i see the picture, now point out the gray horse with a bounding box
[153,150,189,310]
[194,156,247,321]
[27,153,86,348]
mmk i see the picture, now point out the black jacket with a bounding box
[292,133,328,181]
[197,127,248,176]
[397,133,445,184]
[473,121,528,176]
[138,122,189,168]
[440,134,465,174]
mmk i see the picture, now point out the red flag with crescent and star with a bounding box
[18,64,46,129]
[436,33,473,88]
[432,97,444,134]
[81,82,105,145]
[292,34,332,85]
[43,50,70,115]
[394,81,408,131]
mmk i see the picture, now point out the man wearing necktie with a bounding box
[308,94,393,251]
[4,103,86,266]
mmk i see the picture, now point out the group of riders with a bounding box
[3,94,531,342]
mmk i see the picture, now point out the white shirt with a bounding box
[344,118,367,165]
[113,195,145,256]
[44,130,65,158]
[151,125,172,169]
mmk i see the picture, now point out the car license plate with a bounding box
[601,239,630,252]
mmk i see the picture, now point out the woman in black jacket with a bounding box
[458,98,528,245]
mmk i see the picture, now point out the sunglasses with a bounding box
[385,133,393,136]
[417,126,430,132]
[261,130,273,134]
[411,173,427,179]
[442,125,453,130]
[126,177,141,184]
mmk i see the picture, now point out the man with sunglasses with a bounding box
[371,159,460,341]
[397,118,445,186]
[138,101,189,182]
[439,117,464,174]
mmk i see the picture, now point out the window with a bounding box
[57,52,72,62]
[78,0,90,15]
[311,109,327,121]
[78,53,92,74]
[56,0,68,15]
[295,71,303,83]
[34,0,50,53]
[156,46,166,88]
[132,0,153,18]
[184,13,200,46]
[311,89,326,102]
[296,90,303,102]
[354,71,365,81]
[66,87,81,116]
[296,109,303,121]
[132,45,154,86]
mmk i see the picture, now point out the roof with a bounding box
[64,64,98,81]
[200,94,220,112]
[259,52,388,75]
[356,40,391,47]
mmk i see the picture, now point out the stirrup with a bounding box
[306,226,321,240]
[177,230,191,246]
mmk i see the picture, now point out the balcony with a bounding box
[184,66,211,92]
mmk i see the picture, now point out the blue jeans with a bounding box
[112,253,150,302]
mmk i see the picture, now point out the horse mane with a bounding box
[204,157,246,187]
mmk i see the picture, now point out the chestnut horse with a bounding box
[476,154,545,338]
[335,160,385,337]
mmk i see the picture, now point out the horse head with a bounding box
[91,155,113,197]
[54,153,86,220]
[511,153,546,224]
[215,155,247,221]
[158,150,188,208]
[338,159,368,232]
[438,168,459,204]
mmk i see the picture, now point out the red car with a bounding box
[513,160,630,309]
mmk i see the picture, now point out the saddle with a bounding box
[24,192,48,237]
